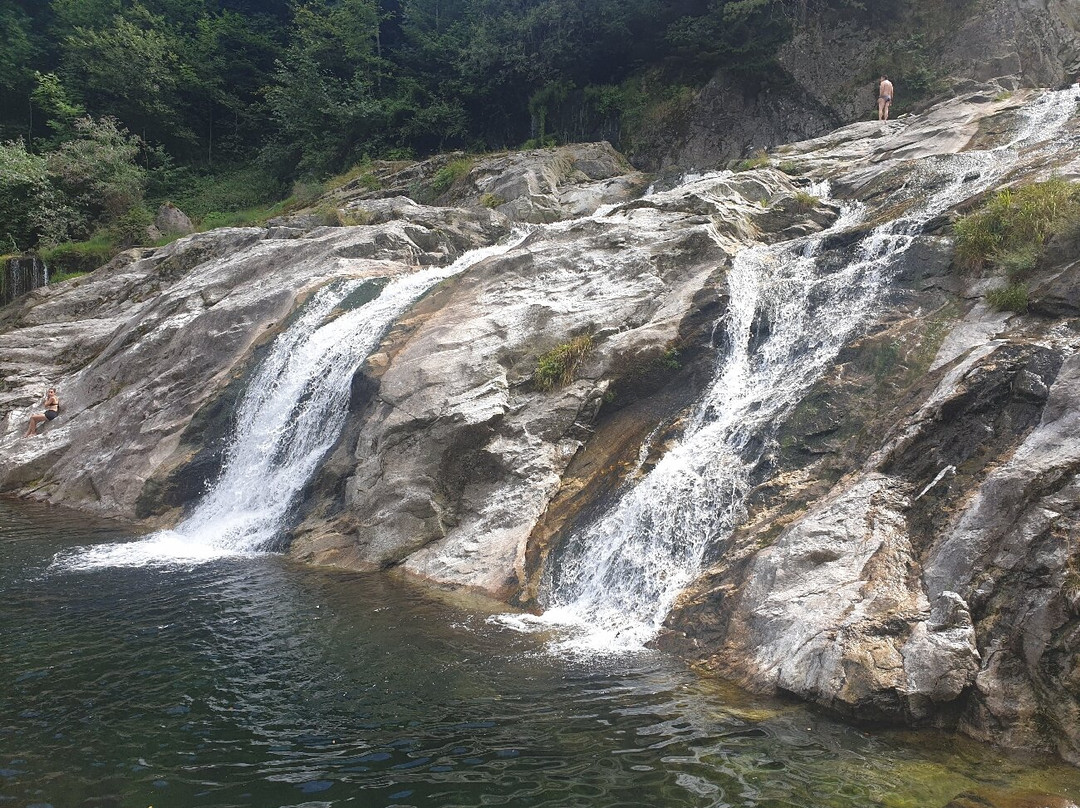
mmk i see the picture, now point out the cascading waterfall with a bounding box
[537,86,1080,653]
[2,254,49,305]
[55,237,523,571]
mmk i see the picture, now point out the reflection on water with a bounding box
[2,499,1079,808]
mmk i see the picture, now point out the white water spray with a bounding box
[534,86,1080,654]
[55,237,524,571]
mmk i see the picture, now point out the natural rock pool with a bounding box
[3,498,1079,808]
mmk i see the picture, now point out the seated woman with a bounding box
[24,388,60,437]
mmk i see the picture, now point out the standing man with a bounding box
[878,75,894,121]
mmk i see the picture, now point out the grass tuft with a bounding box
[534,334,594,391]
[432,158,473,195]
[734,150,770,172]
[985,282,1028,313]
[954,178,1080,270]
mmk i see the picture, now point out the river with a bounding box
[3,498,1079,808]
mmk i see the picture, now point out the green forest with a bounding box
[1,0,895,264]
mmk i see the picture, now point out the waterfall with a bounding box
[536,86,1080,654]
[2,254,49,305]
[55,237,524,571]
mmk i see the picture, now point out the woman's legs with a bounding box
[25,413,47,437]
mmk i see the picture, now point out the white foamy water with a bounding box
[531,85,1080,654]
[54,237,525,571]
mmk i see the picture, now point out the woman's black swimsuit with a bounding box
[44,409,59,421]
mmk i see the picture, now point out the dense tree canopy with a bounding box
[0,0,906,251]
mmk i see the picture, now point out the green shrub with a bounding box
[168,165,284,219]
[534,334,594,391]
[790,191,819,213]
[985,282,1028,313]
[49,269,91,284]
[480,193,505,209]
[431,158,472,195]
[327,161,380,192]
[341,208,374,226]
[779,161,807,176]
[108,204,154,248]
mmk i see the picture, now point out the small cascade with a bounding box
[1,254,49,305]
[537,85,1080,654]
[55,236,524,571]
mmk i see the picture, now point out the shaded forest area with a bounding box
[0,0,893,258]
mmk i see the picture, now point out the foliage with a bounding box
[40,235,116,277]
[169,165,285,220]
[985,282,1028,313]
[0,0,982,251]
[431,158,473,195]
[992,243,1040,283]
[534,333,595,391]
[953,178,1080,269]
[480,193,505,208]
[666,0,794,73]
[790,190,819,211]
[0,141,61,250]
[45,116,147,242]
[108,204,155,248]
[316,204,346,226]
[735,150,771,171]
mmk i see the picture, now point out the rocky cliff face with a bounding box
[2,89,1080,764]
[638,0,1080,172]
[659,92,1080,762]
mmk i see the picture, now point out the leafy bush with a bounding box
[480,193,505,209]
[341,208,374,226]
[47,116,146,234]
[534,334,594,391]
[326,161,381,193]
[431,158,472,195]
[0,141,63,249]
[790,191,819,213]
[985,283,1028,313]
[315,204,345,226]
[108,204,154,248]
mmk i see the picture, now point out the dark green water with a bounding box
[3,499,1079,808]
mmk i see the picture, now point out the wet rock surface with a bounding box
[3,83,1080,765]
[663,94,1080,761]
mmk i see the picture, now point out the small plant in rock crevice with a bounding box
[790,191,819,213]
[534,334,595,391]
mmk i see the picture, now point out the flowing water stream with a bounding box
[54,237,525,571]
[537,86,1080,652]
